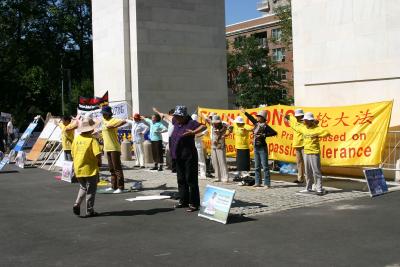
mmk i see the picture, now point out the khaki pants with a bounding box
[75,175,98,214]
[211,148,229,182]
[107,151,124,190]
[304,154,323,192]
[196,146,207,179]
[296,148,305,182]
[133,142,145,167]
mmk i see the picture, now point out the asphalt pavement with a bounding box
[1,165,399,267]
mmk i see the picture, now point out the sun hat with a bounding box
[208,112,216,118]
[133,113,141,120]
[79,118,97,133]
[294,109,304,117]
[101,105,113,115]
[173,105,188,117]
[191,114,198,121]
[212,115,222,124]
[303,112,315,121]
[235,116,245,124]
[256,110,267,119]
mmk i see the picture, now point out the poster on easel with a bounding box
[27,118,60,162]
[13,121,38,152]
[364,168,389,197]
[198,185,235,224]
[0,156,10,172]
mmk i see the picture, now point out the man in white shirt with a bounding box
[126,113,149,168]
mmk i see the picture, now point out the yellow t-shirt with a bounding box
[289,117,330,154]
[71,134,102,177]
[102,118,122,152]
[289,117,304,148]
[59,122,76,151]
[233,124,252,150]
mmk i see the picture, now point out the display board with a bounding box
[364,168,389,197]
[198,185,235,224]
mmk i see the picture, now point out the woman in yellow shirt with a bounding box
[286,112,330,196]
[71,118,102,217]
[59,116,78,161]
[228,116,252,176]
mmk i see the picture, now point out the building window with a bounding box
[272,48,285,62]
[279,89,288,99]
[274,69,287,80]
[253,32,268,48]
[234,36,245,46]
[271,28,282,42]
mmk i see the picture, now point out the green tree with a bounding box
[274,2,292,48]
[0,0,93,128]
[227,36,291,108]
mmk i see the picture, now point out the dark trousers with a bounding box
[151,140,163,164]
[64,150,73,161]
[107,151,124,190]
[176,154,200,207]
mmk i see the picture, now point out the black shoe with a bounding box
[150,167,158,171]
[171,169,177,173]
[293,180,303,184]
[174,203,189,209]
[73,205,80,216]
[186,205,199,212]
[134,165,140,168]
[158,166,163,171]
[140,166,146,169]
[85,211,99,218]
[316,190,327,196]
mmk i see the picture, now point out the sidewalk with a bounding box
[99,160,385,216]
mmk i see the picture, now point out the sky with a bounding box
[225,0,261,25]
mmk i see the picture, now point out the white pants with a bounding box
[196,146,207,179]
[133,142,145,167]
[211,148,229,182]
[304,154,323,192]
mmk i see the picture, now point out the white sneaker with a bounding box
[113,189,123,194]
[299,189,312,193]
[105,188,114,192]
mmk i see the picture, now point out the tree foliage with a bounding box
[227,36,291,108]
[274,2,292,48]
[0,0,93,128]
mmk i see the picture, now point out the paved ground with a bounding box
[99,161,395,216]
[1,164,400,266]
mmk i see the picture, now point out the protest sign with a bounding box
[78,91,108,111]
[363,168,389,197]
[199,185,235,224]
[198,101,393,166]
[13,121,38,152]
[61,161,75,183]
[77,101,128,121]
[0,156,10,172]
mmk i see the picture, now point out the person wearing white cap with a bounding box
[227,115,252,176]
[285,112,331,195]
[71,118,102,217]
[292,109,305,184]
[241,107,277,188]
[191,114,208,179]
[201,113,230,182]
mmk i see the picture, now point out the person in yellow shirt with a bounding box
[71,118,102,217]
[228,116,252,177]
[286,112,331,195]
[59,115,78,161]
[101,105,127,194]
[291,109,305,184]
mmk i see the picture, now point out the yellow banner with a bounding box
[198,101,393,166]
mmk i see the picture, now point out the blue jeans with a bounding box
[254,145,270,186]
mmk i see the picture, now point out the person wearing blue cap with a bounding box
[101,105,127,194]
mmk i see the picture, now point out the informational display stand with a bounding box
[61,161,75,183]
[198,185,235,224]
[0,156,10,172]
[363,168,389,197]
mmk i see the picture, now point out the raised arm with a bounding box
[200,112,212,125]
[240,107,258,125]
[153,107,173,123]
[265,125,277,137]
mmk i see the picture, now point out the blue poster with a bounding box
[199,185,235,224]
[363,168,388,197]
[0,156,10,172]
[13,122,38,152]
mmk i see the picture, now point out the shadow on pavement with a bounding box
[228,214,257,224]
[232,199,268,209]
[98,208,175,217]
[0,170,19,174]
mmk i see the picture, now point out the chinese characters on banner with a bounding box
[198,101,393,166]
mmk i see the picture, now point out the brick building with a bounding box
[226,0,293,104]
